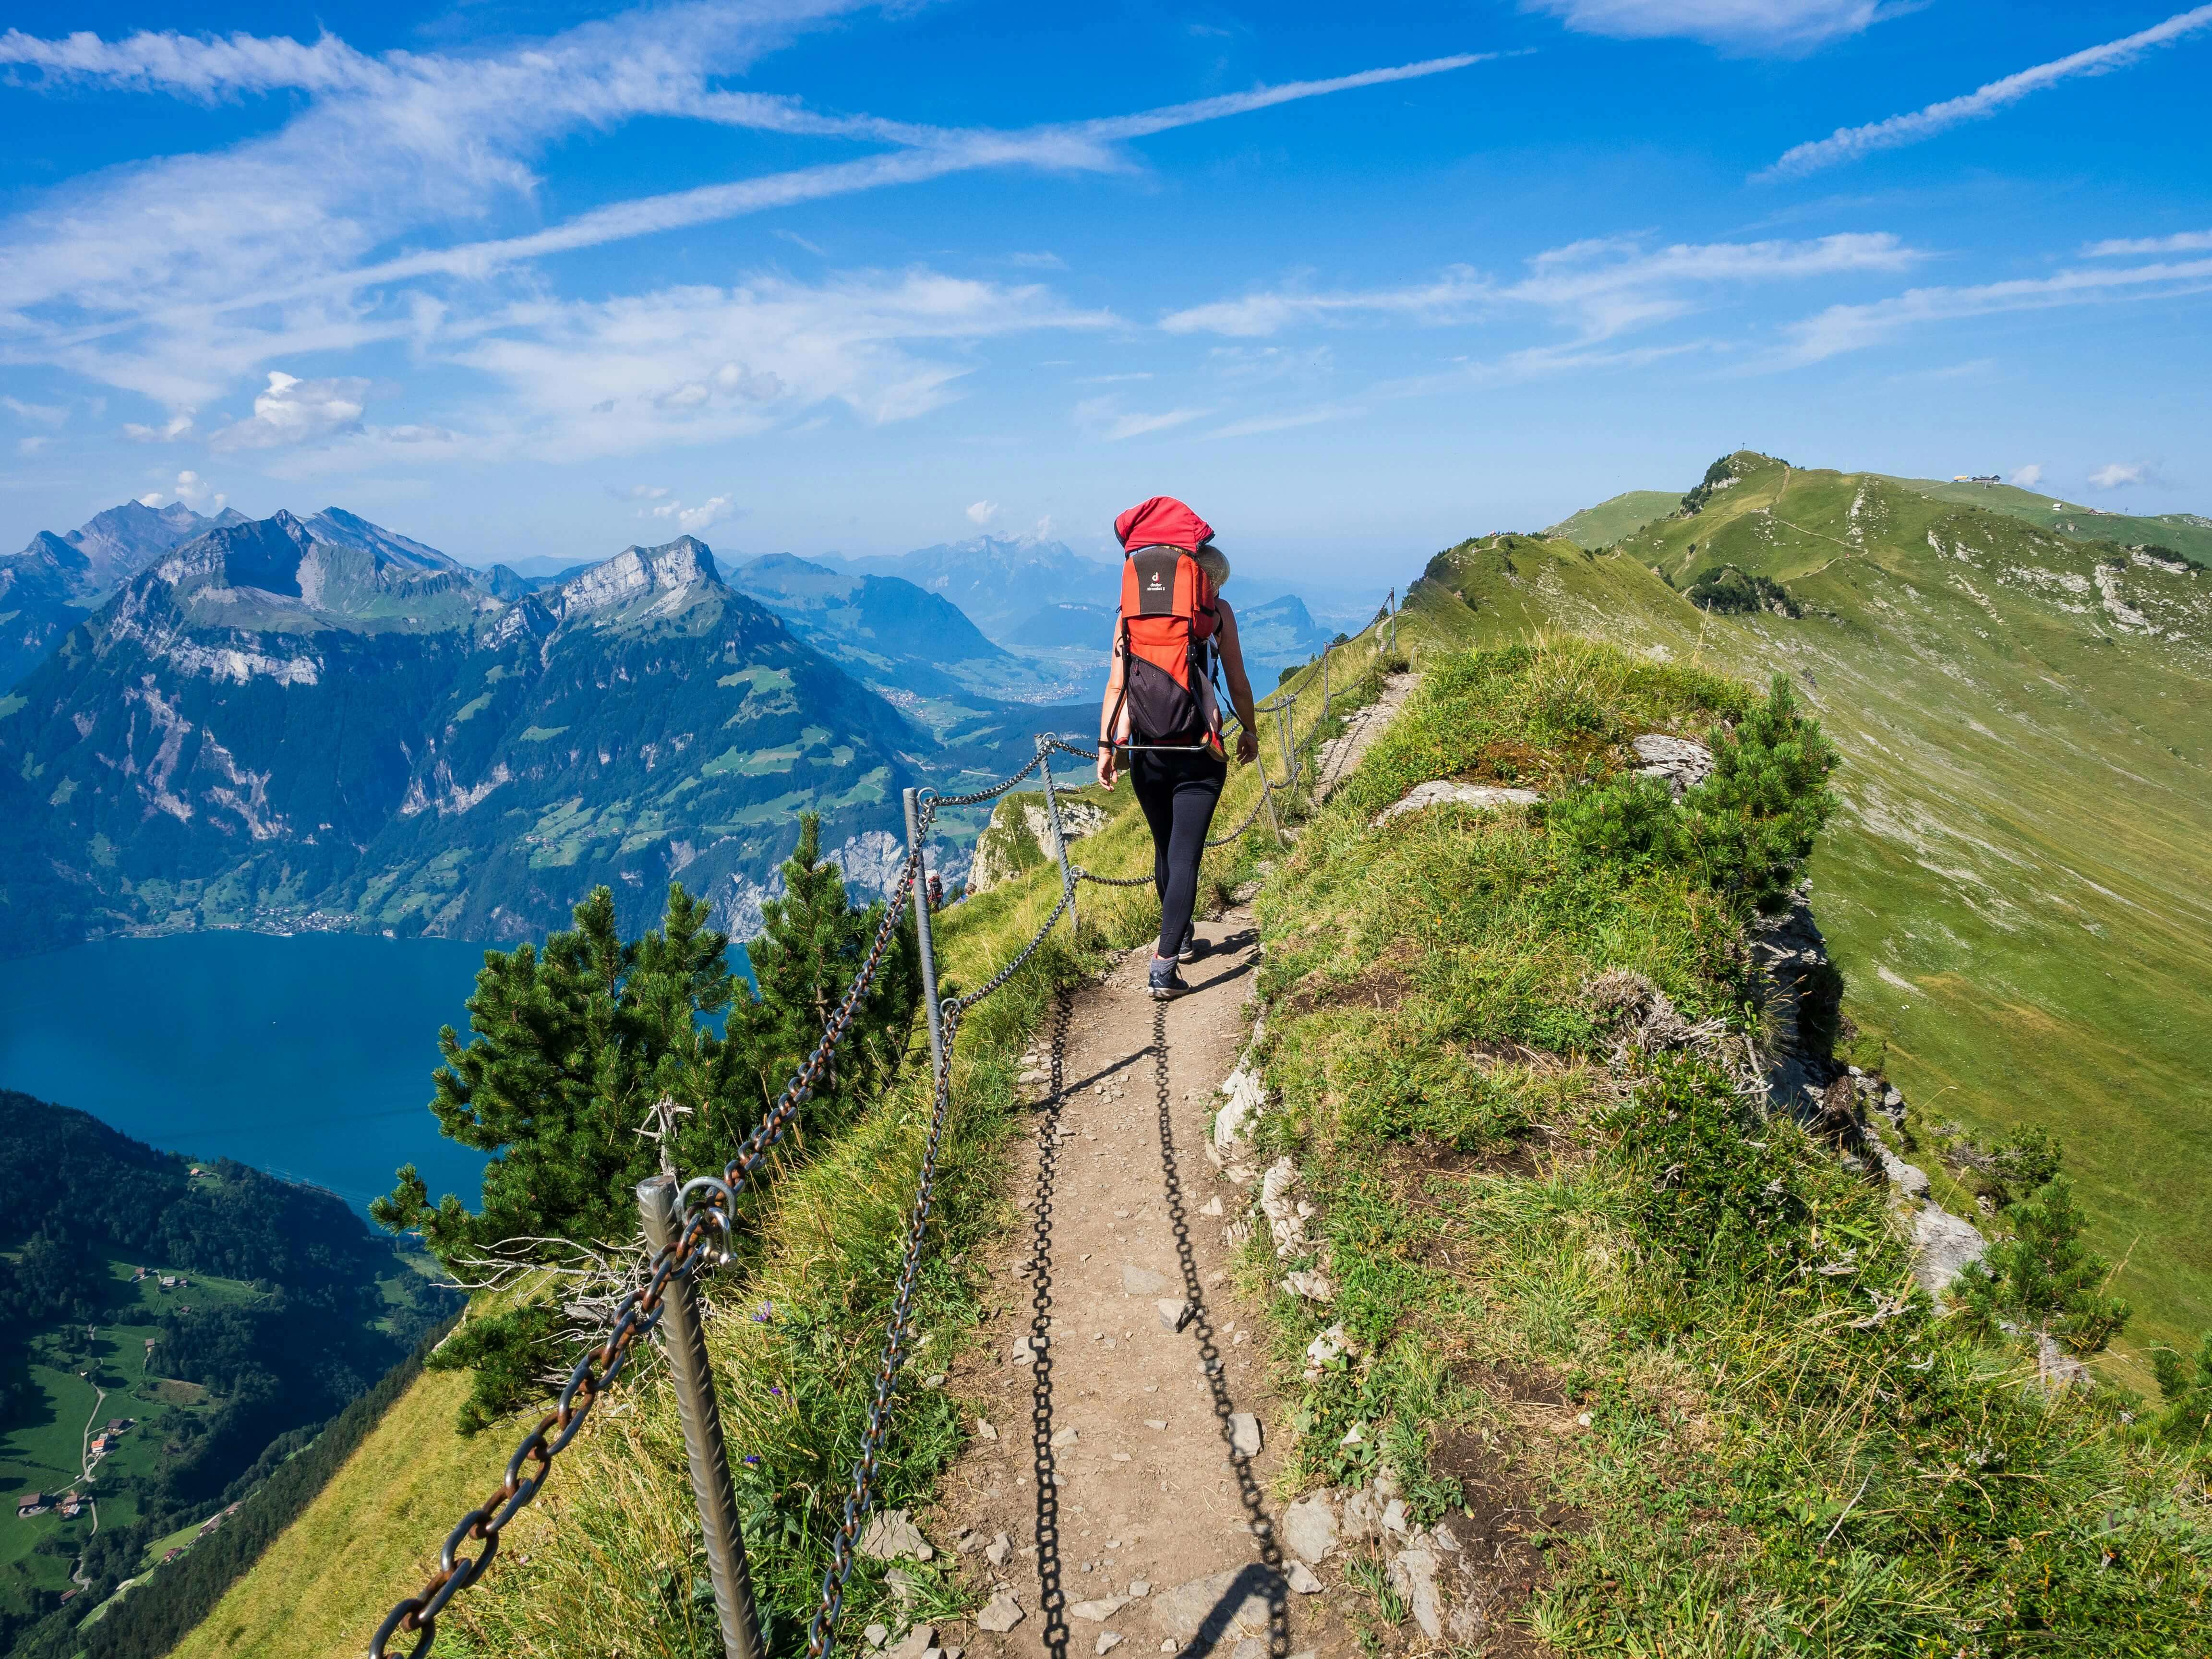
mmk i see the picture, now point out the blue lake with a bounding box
[0,931,497,1215]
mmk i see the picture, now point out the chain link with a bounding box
[370,1210,718,1657]
[953,884,1074,1011]
[803,998,966,1659]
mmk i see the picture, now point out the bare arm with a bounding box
[1214,601,1261,766]
[1096,624,1127,788]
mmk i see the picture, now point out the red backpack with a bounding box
[1107,497,1221,753]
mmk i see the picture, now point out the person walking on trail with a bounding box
[1095,496,1261,1000]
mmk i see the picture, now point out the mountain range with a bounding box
[0,501,249,688]
[0,511,930,956]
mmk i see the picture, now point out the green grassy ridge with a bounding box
[1399,481,2212,1382]
[1544,490,1683,551]
[1241,636,2212,1654]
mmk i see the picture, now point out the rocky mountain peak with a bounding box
[555,536,724,617]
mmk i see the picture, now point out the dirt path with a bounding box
[924,909,1351,1659]
[1311,673,1416,802]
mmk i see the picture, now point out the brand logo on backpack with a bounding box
[1114,543,1221,751]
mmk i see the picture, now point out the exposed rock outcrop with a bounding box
[1372,779,1542,826]
[966,792,1108,894]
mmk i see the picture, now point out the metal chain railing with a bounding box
[372,858,919,1659]
[368,584,1406,1659]
[801,993,964,1657]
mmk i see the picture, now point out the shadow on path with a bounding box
[1153,1002,1288,1659]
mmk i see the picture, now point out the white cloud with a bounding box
[122,410,196,442]
[1074,398,1212,441]
[2082,228,2212,257]
[169,469,226,511]
[0,10,1488,425]
[1522,0,1897,53]
[1163,233,1922,342]
[647,494,737,533]
[1765,5,2212,177]
[2088,462,2149,490]
[622,484,671,501]
[1033,514,1055,538]
[966,500,1000,525]
[2,395,68,425]
[2010,464,2044,487]
[455,269,1112,457]
[209,371,369,450]
[17,435,49,455]
[1782,256,2212,362]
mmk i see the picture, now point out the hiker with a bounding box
[927,872,943,912]
[1096,496,1261,999]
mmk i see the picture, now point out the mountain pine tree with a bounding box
[2151,1331,2212,1448]
[1680,673,1838,912]
[1957,1173,2130,1358]
[737,811,920,1136]
[373,836,919,1430]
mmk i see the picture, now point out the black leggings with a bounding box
[1130,748,1226,960]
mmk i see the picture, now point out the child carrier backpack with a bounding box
[1106,497,1222,754]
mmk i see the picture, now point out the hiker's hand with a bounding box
[1096,746,1117,789]
[1236,726,1259,766]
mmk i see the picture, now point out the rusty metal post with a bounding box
[903,787,946,1081]
[638,1176,761,1659]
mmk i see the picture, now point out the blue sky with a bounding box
[2,0,2208,590]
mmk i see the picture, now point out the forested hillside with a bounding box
[0,1092,452,1652]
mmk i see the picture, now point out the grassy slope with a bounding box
[1400,473,2212,1382]
[1543,491,1682,550]
[164,1368,513,1659]
[1884,476,2212,565]
[1244,636,2211,1654]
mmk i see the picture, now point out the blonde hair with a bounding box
[1193,543,1231,589]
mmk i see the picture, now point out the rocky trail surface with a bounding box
[875,911,1357,1659]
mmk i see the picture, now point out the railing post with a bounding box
[903,787,946,1081]
[638,1176,761,1659]
[1035,734,1078,946]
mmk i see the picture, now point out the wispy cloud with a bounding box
[2,395,68,426]
[1161,233,1922,341]
[2088,461,2157,491]
[452,270,1114,459]
[1074,397,1212,441]
[1764,5,2212,178]
[1209,404,1363,439]
[1522,0,1899,54]
[2082,228,2212,257]
[649,493,738,532]
[965,499,999,525]
[2011,463,2043,488]
[1781,256,2212,362]
[0,8,1489,438]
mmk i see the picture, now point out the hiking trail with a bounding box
[895,674,1423,1659]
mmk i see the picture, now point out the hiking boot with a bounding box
[1148,956,1189,1000]
[1177,926,1202,963]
